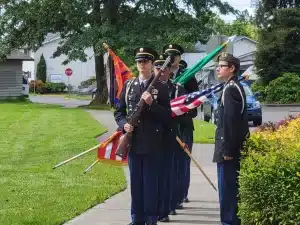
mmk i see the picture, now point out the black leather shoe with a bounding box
[159,216,170,222]
[183,197,190,203]
[176,203,183,209]
[169,210,177,215]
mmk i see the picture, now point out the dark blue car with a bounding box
[202,82,262,126]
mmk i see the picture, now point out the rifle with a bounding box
[116,56,173,159]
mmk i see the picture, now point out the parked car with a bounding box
[22,76,29,97]
[202,81,262,126]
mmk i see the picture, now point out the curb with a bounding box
[262,104,300,107]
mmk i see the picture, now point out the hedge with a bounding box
[29,80,66,94]
[239,115,300,224]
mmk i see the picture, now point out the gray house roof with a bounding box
[6,50,34,61]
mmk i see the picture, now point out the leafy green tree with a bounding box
[208,10,259,41]
[0,0,235,104]
[255,8,300,84]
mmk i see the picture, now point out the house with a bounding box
[29,33,208,89]
[0,50,34,99]
[197,35,258,85]
[32,33,110,89]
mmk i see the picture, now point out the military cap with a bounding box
[216,52,240,66]
[134,47,158,62]
[163,44,184,56]
[179,60,188,70]
[153,53,171,68]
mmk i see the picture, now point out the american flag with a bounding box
[97,131,128,165]
[171,75,247,117]
[171,82,225,117]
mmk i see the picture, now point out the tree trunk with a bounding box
[90,51,108,105]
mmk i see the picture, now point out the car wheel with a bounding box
[253,118,262,127]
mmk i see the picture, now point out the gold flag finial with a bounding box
[103,43,109,50]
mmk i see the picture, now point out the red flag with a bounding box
[106,48,134,100]
[97,131,128,165]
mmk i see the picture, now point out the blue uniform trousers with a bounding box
[182,132,193,200]
[128,151,161,224]
[217,160,241,225]
[171,143,186,209]
[158,149,175,218]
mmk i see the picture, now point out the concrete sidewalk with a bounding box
[64,110,220,225]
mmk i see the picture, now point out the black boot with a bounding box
[159,215,170,222]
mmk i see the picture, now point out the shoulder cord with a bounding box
[221,82,245,114]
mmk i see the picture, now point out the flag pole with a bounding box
[53,144,101,169]
[176,136,218,192]
[53,131,120,169]
[84,159,100,174]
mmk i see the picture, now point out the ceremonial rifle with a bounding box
[116,55,173,159]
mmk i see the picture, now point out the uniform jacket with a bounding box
[173,69,198,133]
[213,76,250,163]
[162,79,186,150]
[114,76,171,154]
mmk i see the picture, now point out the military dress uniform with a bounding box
[114,47,171,225]
[163,44,199,207]
[213,53,249,225]
[155,54,186,222]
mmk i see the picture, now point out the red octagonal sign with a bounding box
[65,68,73,76]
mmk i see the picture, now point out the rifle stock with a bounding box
[116,56,173,159]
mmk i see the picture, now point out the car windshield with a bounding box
[243,85,253,96]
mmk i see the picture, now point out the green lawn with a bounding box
[0,102,126,225]
[193,120,216,144]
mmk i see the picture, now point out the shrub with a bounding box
[251,80,266,101]
[29,80,46,94]
[265,72,300,104]
[45,82,66,93]
[239,116,300,224]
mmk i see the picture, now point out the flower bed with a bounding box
[238,114,300,224]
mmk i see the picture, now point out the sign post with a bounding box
[65,68,73,98]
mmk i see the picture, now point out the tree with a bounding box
[255,8,300,85]
[208,10,260,41]
[0,0,236,104]
[36,54,47,83]
[254,0,300,28]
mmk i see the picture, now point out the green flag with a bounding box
[173,35,236,85]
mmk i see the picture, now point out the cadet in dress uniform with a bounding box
[114,47,171,225]
[163,44,198,209]
[155,53,186,222]
[213,53,249,225]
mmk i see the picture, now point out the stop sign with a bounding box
[65,68,73,76]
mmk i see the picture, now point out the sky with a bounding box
[220,0,256,22]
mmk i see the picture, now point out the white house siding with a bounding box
[181,53,206,69]
[233,39,256,57]
[34,39,96,88]
[0,60,23,99]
